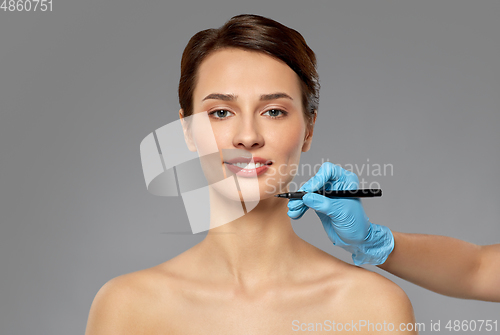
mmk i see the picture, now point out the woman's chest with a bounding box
[147,290,353,334]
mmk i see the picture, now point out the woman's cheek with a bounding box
[214,133,232,151]
[284,131,305,159]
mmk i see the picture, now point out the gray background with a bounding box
[1,0,499,334]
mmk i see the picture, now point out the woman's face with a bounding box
[181,47,315,199]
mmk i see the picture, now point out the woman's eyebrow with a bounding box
[202,92,293,102]
[261,92,293,101]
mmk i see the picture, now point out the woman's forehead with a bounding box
[194,48,302,101]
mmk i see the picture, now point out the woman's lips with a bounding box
[223,160,271,177]
[224,156,273,165]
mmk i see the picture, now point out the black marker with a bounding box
[274,189,382,199]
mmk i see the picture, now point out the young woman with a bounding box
[86,14,417,334]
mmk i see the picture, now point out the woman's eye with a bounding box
[263,109,287,118]
[208,108,287,120]
[209,109,234,120]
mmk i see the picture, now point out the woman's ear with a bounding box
[302,111,317,152]
[179,108,197,152]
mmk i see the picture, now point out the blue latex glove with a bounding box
[287,162,394,266]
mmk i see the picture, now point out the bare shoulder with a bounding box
[84,263,183,335]
[348,267,414,314]
[333,262,417,333]
[84,269,160,334]
[306,248,417,334]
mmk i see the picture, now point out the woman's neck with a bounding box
[198,194,307,289]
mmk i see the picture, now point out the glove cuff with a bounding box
[350,223,395,266]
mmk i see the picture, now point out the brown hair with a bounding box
[178,14,320,124]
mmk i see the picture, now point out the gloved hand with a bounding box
[287,162,394,266]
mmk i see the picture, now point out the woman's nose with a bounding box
[232,116,264,149]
